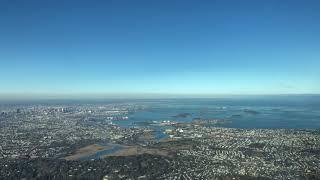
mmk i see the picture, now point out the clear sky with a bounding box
[0,0,319,98]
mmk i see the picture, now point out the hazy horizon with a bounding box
[0,92,319,101]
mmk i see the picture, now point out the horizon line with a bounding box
[0,92,319,101]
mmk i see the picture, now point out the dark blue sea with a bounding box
[112,95,320,129]
[1,95,319,129]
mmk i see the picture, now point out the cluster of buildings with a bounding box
[161,126,320,179]
[0,103,319,179]
[0,104,143,161]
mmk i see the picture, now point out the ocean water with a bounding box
[113,96,320,129]
[1,96,319,129]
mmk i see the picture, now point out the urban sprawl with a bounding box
[0,103,319,179]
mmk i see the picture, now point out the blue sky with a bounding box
[0,0,319,97]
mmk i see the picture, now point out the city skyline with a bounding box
[1,0,320,97]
